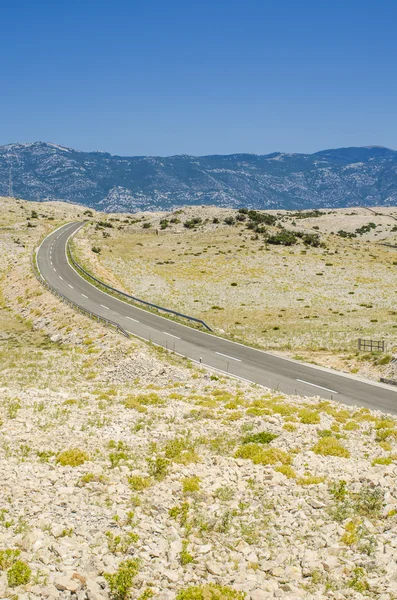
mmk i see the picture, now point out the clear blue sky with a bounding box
[1,0,396,156]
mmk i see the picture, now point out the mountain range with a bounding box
[1,142,397,212]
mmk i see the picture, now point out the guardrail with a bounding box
[31,250,130,338]
[67,242,213,332]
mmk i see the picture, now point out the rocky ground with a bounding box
[72,205,397,382]
[1,197,397,600]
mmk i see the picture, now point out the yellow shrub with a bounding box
[312,437,350,458]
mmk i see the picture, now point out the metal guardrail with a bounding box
[67,243,213,332]
[31,250,130,338]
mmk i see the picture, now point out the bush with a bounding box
[142,222,152,229]
[147,456,169,481]
[266,231,297,246]
[180,540,194,565]
[235,444,291,465]
[0,548,20,570]
[354,485,384,517]
[183,476,200,493]
[224,216,235,225]
[241,431,278,445]
[124,392,163,411]
[56,448,89,467]
[176,584,245,600]
[163,437,198,465]
[372,456,393,466]
[184,217,202,229]
[312,437,350,458]
[297,475,325,485]
[7,560,31,588]
[303,233,321,247]
[91,246,101,254]
[128,475,151,490]
[104,559,140,600]
[247,210,276,225]
[298,409,320,424]
[276,465,296,479]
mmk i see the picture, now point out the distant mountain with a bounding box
[1,141,397,212]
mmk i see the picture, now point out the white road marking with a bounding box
[59,276,63,280]
[101,304,109,309]
[296,379,338,394]
[215,352,241,362]
[53,268,56,272]
[81,294,88,298]
[68,284,73,289]
[127,316,140,323]
[162,331,180,340]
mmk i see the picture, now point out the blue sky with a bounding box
[1,0,396,156]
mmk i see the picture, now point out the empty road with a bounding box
[36,222,397,414]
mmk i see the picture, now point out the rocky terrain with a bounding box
[2,143,397,212]
[73,204,397,382]
[2,196,397,600]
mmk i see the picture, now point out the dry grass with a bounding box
[73,206,397,378]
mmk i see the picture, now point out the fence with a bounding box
[31,251,130,338]
[358,338,385,352]
[67,243,213,332]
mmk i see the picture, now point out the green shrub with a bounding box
[169,502,190,526]
[235,444,291,465]
[180,540,194,565]
[344,420,359,431]
[147,456,169,481]
[176,584,245,600]
[241,431,278,445]
[298,409,320,424]
[106,531,139,554]
[329,479,348,501]
[353,485,384,517]
[372,456,393,466]
[124,392,163,410]
[163,437,199,464]
[128,475,151,490]
[182,476,200,493]
[7,560,31,588]
[348,567,369,593]
[275,465,296,479]
[266,230,297,246]
[297,475,325,485]
[312,437,350,458]
[104,559,140,600]
[0,548,20,570]
[56,448,89,467]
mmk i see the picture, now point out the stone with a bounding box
[55,576,80,592]
[206,561,223,576]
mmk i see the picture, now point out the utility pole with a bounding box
[8,167,13,198]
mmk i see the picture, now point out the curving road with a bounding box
[37,222,397,414]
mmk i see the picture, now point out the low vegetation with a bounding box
[0,196,396,599]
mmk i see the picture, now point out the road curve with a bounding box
[37,222,397,414]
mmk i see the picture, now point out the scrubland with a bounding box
[1,197,397,599]
[74,205,397,381]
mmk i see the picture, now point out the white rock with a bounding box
[55,576,80,592]
[206,561,223,576]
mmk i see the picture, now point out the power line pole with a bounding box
[8,167,13,198]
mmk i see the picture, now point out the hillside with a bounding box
[2,143,397,212]
[1,196,397,599]
[73,204,397,382]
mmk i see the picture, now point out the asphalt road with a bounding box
[36,221,397,414]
